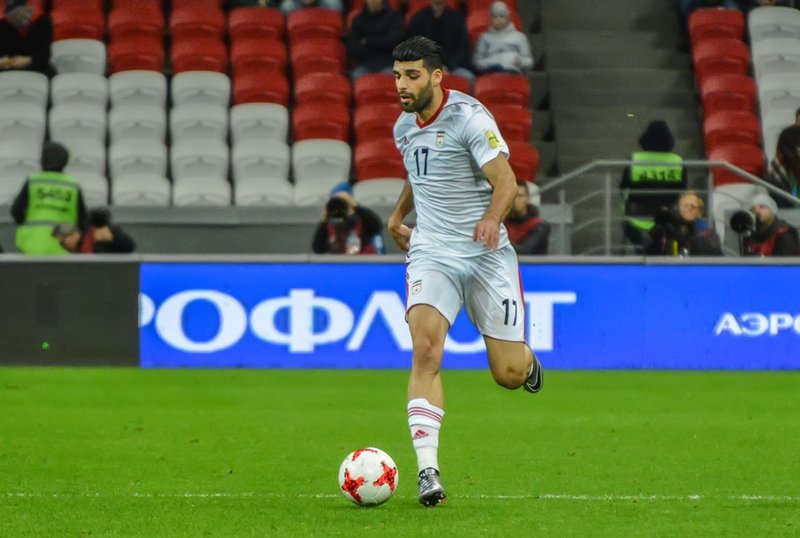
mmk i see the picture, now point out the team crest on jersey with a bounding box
[435,131,445,148]
[485,130,500,149]
[411,280,422,295]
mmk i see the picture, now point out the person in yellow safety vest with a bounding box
[10,141,88,255]
[619,119,688,253]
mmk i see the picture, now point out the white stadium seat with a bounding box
[748,6,800,42]
[109,104,167,144]
[171,71,230,107]
[351,178,406,206]
[232,139,290,182]
[173,177,231,206]
[0,71,48,108]
[234,176,294,206]
[51,72,108,107]
[112,174,171,206]
[61,138,106,177]
[109,139,168,179]
[0,142,38,204]
[170,103,228,142]
[292,139,352,206]
[51,39,106,75]
[75,172,109,207]
[230,103,289,144]
[752,37,800,81]
[49,103,106,143]
[109,70,167,108]
[0,103,46,144]
[170,139,229,182]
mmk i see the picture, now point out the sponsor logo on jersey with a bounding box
[485,129,500,148]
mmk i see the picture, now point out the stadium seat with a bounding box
[108,4,164,40]
[50,39,106,75]
[703,111,761,152]
[351,178,406,205]
[286,7,343,44]
[292,139,352,205]
[0,103,46,144]
[109,70,167,108]
[692,38,750,85]
[112,174,171,206]
[290,38,346,77]
[474,73,531,107]
[52,0,103,9]
[170,103,228,142]
[761,105,797,160]
[109,139,168,178]
[758,72,800,113]
[172,71,230,107]
[354,72,399,107]
[507,140,539,182]
[752,37,800,81]
[51,8,105,41]
[230,103,289,144]
[108,36,165,74]
[75,172,109,207]
[172,0,220,9]
[61,138,106,177]
[354,140,405,181]
[232,139,290,183]
[487,103,532,142]
[170,139,229,182]
[108,104,167,143]
[748,5,800,42]
[0,71,48,108]
[443,73,472,95]
[708,143,766,186]
[353,103,395,144]
[232,72,290,106]
[48,103,106,144]
[0,142,39,203]
[292,102,351,142]
[169,5,226,41]
[294,73,351,107]
[688,7,744,47]
[51,73,107,107]
[699,74,756,115]
[173,177,232,206]
[466,9,524,47]
[231,38,287,77]
[228,7,284,42]
[171,38,227,74]
[235,176,294,206]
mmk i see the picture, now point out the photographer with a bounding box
[732,194,800,257]
[312,192,383,255]
[52,208,136,254]
[646,192,722,256]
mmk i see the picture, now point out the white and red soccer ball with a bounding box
[338,447,398,506]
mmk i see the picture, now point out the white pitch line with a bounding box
[3,492,800,502]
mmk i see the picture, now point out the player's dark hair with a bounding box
[392,36,444,72]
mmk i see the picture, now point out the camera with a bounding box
[730,209,756,234]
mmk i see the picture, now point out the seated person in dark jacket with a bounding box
[406,0,475,82]
[0,0,53,75]
[312,193,383,254]
[347,0,404,79]
[764,124,800,208]
[53,208,136,254]
[735,194,800,256]
[504,182,550,255]
[646,191,722,256]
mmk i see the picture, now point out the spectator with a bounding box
[734,193,800,256]
[52,208,136,254]
[736,0,793,13]
[620,120,688,253]
[281,0,342,14]
[646,191,722,256]
[224,0,281,9]
[347,0,404,79]
[504,182,550,255]
[406,0,475,82]
[764,124,800,208]
[0,0,53,75]
[472,1,534,75]
[312,192,384,254]
[10,142,88,255]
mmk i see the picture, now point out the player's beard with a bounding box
[402,80,434,114]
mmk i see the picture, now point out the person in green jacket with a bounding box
[10,141,88,255]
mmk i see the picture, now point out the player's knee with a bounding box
[412,336,443,370]
[491,366,527,390]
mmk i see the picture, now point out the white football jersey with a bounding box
[394,89,510,257]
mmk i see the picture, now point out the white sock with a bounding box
[407,398,444,473]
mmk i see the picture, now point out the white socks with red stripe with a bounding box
[407,398,444,473]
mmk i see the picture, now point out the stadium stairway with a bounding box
[539,0,707,254]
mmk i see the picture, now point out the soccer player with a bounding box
[388,36,543,507]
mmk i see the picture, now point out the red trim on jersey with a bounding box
[416,89,450,128]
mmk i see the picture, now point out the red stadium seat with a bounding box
[286,8,343,44]
[293,102,351,142]
[171,39,227,74]
[688,7,744,47]
[443,73,472,95]
[172,0,220,10]
[231,38,287,77]
[169,6,226,41]
[108,36,164,74]
[294,73,352,107]
[507,140,539,182]
[700,74,757,115]
[228,7,284,42]
[354,103,396,144]
[233,72,290,106]
[354,72,399,107]
[709,143,766,186]
[703,111,761,152]
[51,8,105,41]
[108,4,164,41]
[53,0,102,10]
[487,104,532,143]
[290,39,346,77]
[466,0,517,12]
[466,9,524,46]
[692,38,750,86]
[474,73,530,107]
[355,140,405,181]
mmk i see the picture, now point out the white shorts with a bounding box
[405,244,525,342]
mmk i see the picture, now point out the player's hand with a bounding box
[473,215,500,250]
[387,218,411,251]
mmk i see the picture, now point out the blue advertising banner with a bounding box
[140,263,800,369]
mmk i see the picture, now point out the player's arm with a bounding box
[387,181,414,251]
[474,153,517,250]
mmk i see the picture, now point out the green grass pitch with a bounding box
[1,368,798,536]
